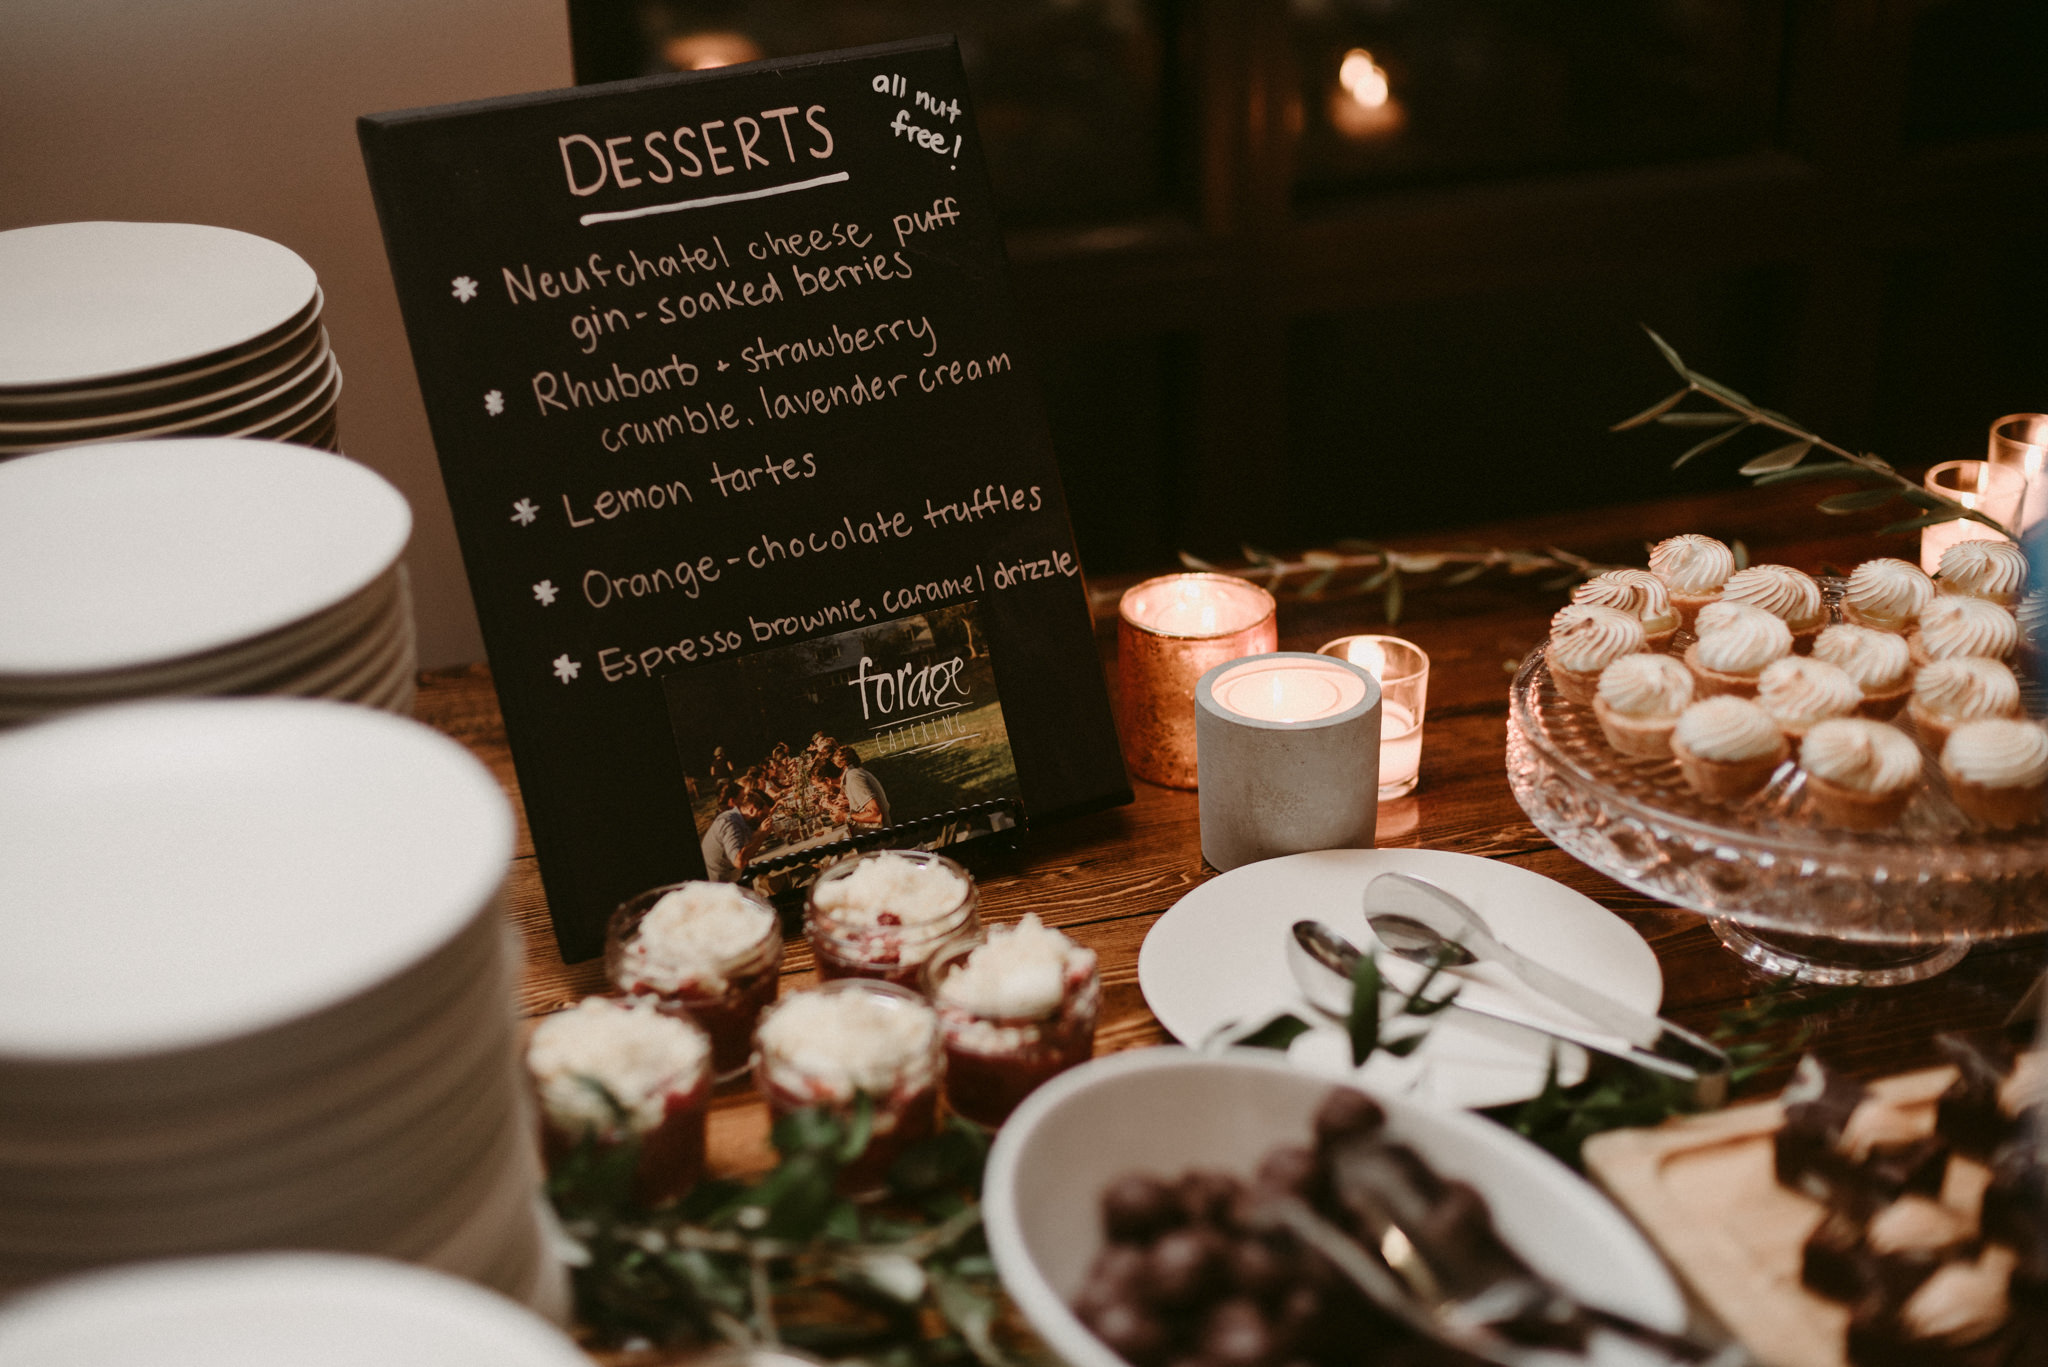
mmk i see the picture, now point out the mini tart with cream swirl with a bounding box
[1683,601,1793,699]
[1841,558,1935,633]
[1908,594,2019,668]
[1592,652,1694,758]
[1811,624,1914,718]
[1756,656,1861,745]
[1935,538,2029,608]
[1721,563,1828,647]
[1546,603,1646,705]
[1941,718,2048,829]
[1648,533,1735,629]
[1671,696,1788,804]
[1908,656,2022,750]
[1799,718,1922,831]
[1571,569,1680,651]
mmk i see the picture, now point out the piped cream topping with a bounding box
[1571,569,1679,633]
[1914,656,2021,722]
[1937,539,2029,603]
[1757,657,1861,729]
[1596,653,1694,719]
[1649,534,1735,595]
[937,914,1095,1021]
[1916,595,2019,661]
[1692,602,1793,675]
[619,882,776,994]
[811,852,970,928]
[528,996,709,1136]
[756,986,939,1100]
[1548,604,1645,673]
[1674,696,1784,763]
[1722,564,1825,629]
[1812,624,1912,691]
[1844,558,1934,630]
[1800,718,1921,794]
[1942,718,2048,789]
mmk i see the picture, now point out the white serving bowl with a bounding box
[982,1047,1687,1367]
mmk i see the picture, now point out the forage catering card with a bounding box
[359,36,1127,957]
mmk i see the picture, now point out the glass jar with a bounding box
[606,880,783,1081]
[923,924,1100,1128]
[753,979,944,1197]
[804,850,979,988]
[528,996,712,1207]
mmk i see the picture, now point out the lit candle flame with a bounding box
[1339,48,1391,109]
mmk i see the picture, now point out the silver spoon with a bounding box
[1289,921,1727,1104]
[1364,873,1730,1104]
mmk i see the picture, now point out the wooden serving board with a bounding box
[1582,1066,1961,1367]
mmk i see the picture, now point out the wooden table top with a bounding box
[415,481,2045,1177]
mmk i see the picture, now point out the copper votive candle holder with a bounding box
[1920,460,2027,573]
[1987,413,2048,533]
[1116,573,1278,788]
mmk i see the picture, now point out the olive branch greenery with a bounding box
[550,1092,1042,1367]
[1617,326,2020,542]
[1174,543,1626,626]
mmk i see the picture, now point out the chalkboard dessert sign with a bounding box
[359,36,1128,959]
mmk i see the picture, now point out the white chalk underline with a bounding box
[578,171,852,226]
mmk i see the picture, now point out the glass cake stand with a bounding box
[1505,647,2048,986]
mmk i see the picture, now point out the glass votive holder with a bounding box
[1988,413,2048,533]
[528,996,713,1207]
[1316,634,1430,798]
[754,979,944,1197]
[1921,460,2027,573]
[1116,573,1278,789]
[922,917,1100,1128]
[606,880,783,1082]
[805,849,979,988]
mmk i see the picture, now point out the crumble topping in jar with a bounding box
[926,915,1100,1127]
[806,850,979,986]
[606,880,783,1080]
[527,995,712,1205]
[754,980,944,1195]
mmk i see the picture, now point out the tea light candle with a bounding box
[1988,413,2048,532]
[1317,634,1431,799]
[1194,653,1380,872]
[1921,460,2027,573]
[1116,574,1278,789]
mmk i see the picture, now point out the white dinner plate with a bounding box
[0,223,317,389]
[0,439,409,677]
[0,698,512,1061]
[1138,847,1662,1109]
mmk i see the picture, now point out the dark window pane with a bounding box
[1034,334,1193,573]
[1282,270,1794,542]
[1905,0,2048,144]
[569,0,1185,228]
[1290,0,1784,202]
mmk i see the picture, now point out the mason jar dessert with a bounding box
[805,850,979,987]
[923,914,1099,1128]
[754,980,944,1196]
[607,880,783,1081]
[527,995,712,1206]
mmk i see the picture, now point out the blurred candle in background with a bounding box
[1117,574,1277,789]
[1987,413,2048,533]
[1920,460,2027,573]
[1317,634,1430,798]
[1329,47,1406,141]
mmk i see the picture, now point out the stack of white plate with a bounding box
[0,222,340,457]
[0,1253,586,1366]
[0,699,564,1316]
[0,437,416,727]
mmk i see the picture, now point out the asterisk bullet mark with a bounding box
[533,579,559,606]
[510,498,539,526]
[552,654,581,684]
[451,276,479,303]
[484,389,505,416]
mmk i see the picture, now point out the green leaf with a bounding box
[888,1118,989,1198]
[1686,372,1756,408]
[1177,550,1218,572]
[771,1106,845,1158]
[1444,561,1491,586]
[743,1152,839,1240]
[1301,567,1335,597]
[1900,488,1951,510]
[1643,326,1689,378]
[1731,539,1750,571]
[1241,543,1277,567]
[1347,955,1382,1066]
[1749,461,1882,486]
[1383,574,1403,625]
[1655,411,1742,427]
[824,1201,862,1242]
[1360,565,1394,591]
[931,1268,1014,1367]
[1384,1035,1425,1057]
[1234,1012,1314,1051]
[838,1092,877,1166]
[1878,511,1967,534]
[1818,488,1899,514]
[1739,440,1813,476]
[1609,389,1689,432]
[1391,552,1447,573]
[1670,421,1750,469]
